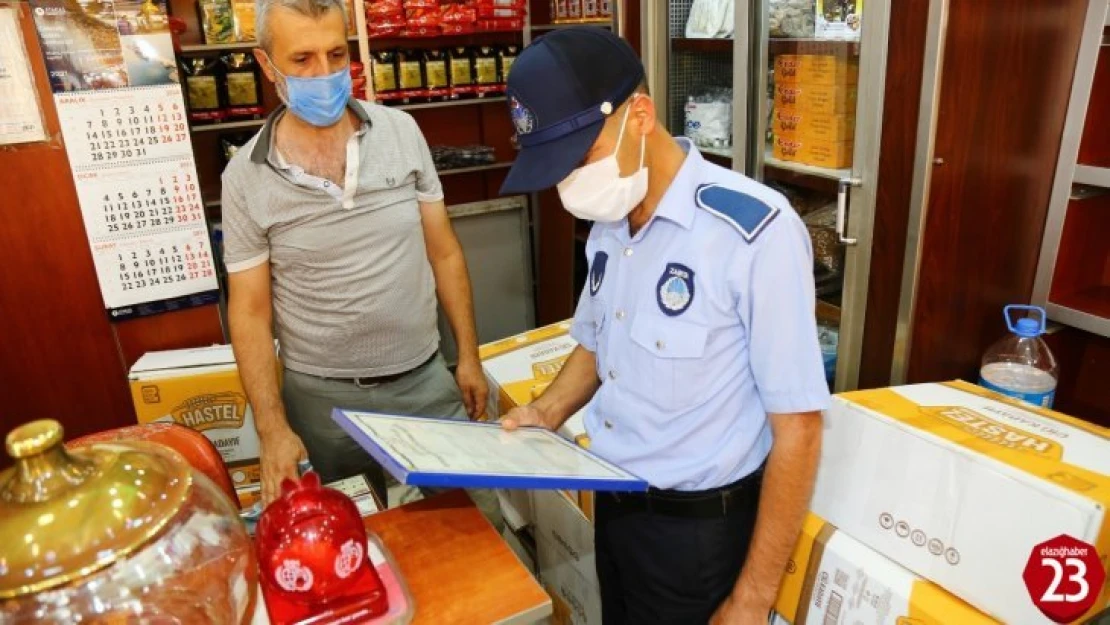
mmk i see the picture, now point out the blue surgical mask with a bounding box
[269,60,352,127]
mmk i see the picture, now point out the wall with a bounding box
[0,4,223,444]
[905,0,1089,385]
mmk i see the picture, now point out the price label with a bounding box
[56,86,193,169]
[1023,534,1106,623]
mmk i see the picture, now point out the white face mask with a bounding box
[556,98,648,223]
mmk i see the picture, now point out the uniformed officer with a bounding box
[499,28,830,625]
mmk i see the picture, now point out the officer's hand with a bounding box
[455,357,489,420]
[258,425,308,505]
[501,405,552,431]
[709,594,770,625]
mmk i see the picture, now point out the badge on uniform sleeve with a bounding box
[657,263,695,316]
[589,251,608,296]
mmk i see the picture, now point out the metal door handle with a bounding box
[837,177,862,245]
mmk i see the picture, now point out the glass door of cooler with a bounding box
[747,0,890,391]
[653,1,748,170]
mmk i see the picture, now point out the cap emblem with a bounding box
[509,95,537,136]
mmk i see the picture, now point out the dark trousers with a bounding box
[594,470,764,625]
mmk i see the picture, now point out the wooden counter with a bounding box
[365,490,551,625]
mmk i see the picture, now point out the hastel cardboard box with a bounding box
[774,513,995,624]
[129,344,271,506]
[775,83,858,116]
[811,380,1110,624]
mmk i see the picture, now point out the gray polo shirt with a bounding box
[221,99,444,378]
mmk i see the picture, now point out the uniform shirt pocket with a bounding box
[628,309,709,411]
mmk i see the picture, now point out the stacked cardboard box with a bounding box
[775,380,1110,624]
[772,52,858,169]
[774,513,996,624]
[480,322,600,624]
[129,344,276,507]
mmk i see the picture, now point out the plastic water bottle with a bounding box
[978,305,1058,408]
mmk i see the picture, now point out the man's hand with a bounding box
[258,425,308,504]
[709,594,772,625]
[500,404,554,431]
[455,357,488,420]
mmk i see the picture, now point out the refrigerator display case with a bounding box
[645,0,890,391]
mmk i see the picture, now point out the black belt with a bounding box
[327,353,436,386]
[602,465,765,519]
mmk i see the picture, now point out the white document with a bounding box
[0,5,47,145]
[332,410,647,491]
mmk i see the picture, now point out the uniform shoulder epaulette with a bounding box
[694,183,780,243]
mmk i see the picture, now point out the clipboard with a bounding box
[331,409,649,492]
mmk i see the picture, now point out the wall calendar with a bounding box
[30,0,218,320]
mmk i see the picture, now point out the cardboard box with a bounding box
[772,108,856,143]
[534,489,602,625]
[775,83,858,116]
[772,135,854,169]
[776,54,859,86]
[130,345,271,495]
[481,322,592,526]
[811,381,1110,624]
[774,513,996,624]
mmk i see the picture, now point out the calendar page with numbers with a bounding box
[30,0,219,319]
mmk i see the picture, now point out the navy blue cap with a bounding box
[500,27,645,195]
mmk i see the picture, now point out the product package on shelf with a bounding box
[221,52,264,119]
[772,51,857,168]
[815,0,861,40]
[448,45,475,96]
[350,61,367,98]
[197,0,235,44]
[180,56,227,123]
[230,0,256,41]
[685,0,735,38]
[552,0,611,24]
[423,48,450,98]
[370,48,399,97]
[431,144,496,170]
[684,86,733,151]
[810,380,1110,624]
[129,344,281,506]
[772,513,995,625]
[772,135,853,169]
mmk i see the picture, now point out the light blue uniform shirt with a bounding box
[570,138,831,491]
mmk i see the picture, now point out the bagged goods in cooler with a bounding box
[802,202,843,276]
[769,0,815,38]
[686,0,734,39]
[221,52,264,119]
[684,87,732,150]
[198,0,235,44]
[810,381,1110,624]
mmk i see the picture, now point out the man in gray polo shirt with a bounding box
[222,0,495,522]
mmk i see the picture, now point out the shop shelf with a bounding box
[1046,193,1110,337]
[530,22,611,31]
[438,162,512,176]
[764,149,850,181]
[768,37,861,55]
[1074,165,1110,188]
[395,96,506,111]
[700,145,734,159]
[671,37,733,53]
[179,36,358,53]
[190,119,266,133]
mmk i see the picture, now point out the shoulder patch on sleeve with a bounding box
[695,183,780,243]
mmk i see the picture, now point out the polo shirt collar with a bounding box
[250,98,371,164]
